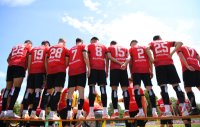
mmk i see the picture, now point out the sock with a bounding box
[89,86,95,107]
[173,85,185,103]
[8,87,20,110]
[134,89,142,108]
[160,85,170,104]
[33,91,41,110]
[148,89,156,108]
[187,91,197,108]
[22,91,30,110]
[89,107,94,113]
[165,105,170,112]
[112,90,118,109]
[50,91,61,111]
[139,108,144,113]
[123,90,130,110]
[2,88,11,110]
[40,92,51,110]
[78,99,84,110]
[100,86,107,107]
[103,107,107,114]
[114,109,119,113]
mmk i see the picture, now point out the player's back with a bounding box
[47,43,68,74]
[129,45,150,73]
[87,43,107,70]
[108,45,128,69]
[149,40,174,66]
[68,44,86,76]
[29,46,48,74]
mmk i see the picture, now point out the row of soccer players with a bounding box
[1,35,200,120]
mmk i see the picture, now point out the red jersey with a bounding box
[176,99,190,115]
[87,43,107,70]
[157,98,172,113]
[58,88,68,111]
[108,45,128,70]
[47,43,69,74]
[128,86,144,112]
[68,44,87,76]
[149,41,174,66]
[178,46,200,71]
[29,46,48,74]
[8,44,31,68]
[129,45,151,73]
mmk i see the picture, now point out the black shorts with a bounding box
[6,65,26,81]
[155,64,180,85]
[183,70,200,87]
[160,119,173,125]
[110,69,129,87]
[132,73,152,87]
[88,69,107,86]
[27,73,46,89]
[68,73,86,88]
[46,72,66,89]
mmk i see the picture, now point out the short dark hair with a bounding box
[24,40,32,44]
[153,35,161,41]
[76,38,83,43]
[59,38,66,43]
[41,40,50,46]
[110,41,117,45]
[90,37,99,41]
[130,40,138,46]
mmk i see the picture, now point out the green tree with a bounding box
[108,102,124,118]
[13,101,21,115]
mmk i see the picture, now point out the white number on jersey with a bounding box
[34,49,44,60]
[71,49,77,61]
[154,43,168,54]
[49,48,63,59]
[12,46,24,56]
[96,47,102,56]
[115,47,125,57]
[186,47,195,57]
[137,48,145,59]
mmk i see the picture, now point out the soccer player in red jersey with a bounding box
[146,35,188,116]
[39,38,69,120]
[21,41,50,119]
[65,38,90,120]
[177,46,200,115]
[86,37,109,119]
[157,98,173,127]
[129,40,157,117]
[107,41,130,118]
[0,40,32,118]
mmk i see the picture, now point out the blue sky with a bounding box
[0,0,200,105]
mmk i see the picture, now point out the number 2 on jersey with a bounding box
[12,46,24,56]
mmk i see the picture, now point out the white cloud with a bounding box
[0,71,6,79]
[83,0,100,12]
[0,0,36,6]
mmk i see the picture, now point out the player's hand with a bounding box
[186,65,195,71]
[121,63,126,70]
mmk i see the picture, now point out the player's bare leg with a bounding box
[146,86,158,117]
[134,85,145,117]
[0,81,13,118]
[7,77,24,118]
[121,86,130,118]
[172,84,188,116]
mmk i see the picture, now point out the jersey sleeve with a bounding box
[65,48,69,57]
[148,42,153,49]
[167,41,175,47]
[82,45,87,52]
[104,46,108,54]
[107,46,111,53]
[129,48,132,57]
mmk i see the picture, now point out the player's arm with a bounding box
[105,53,109,77]
[146,47,154,63]
[83,51,90,77]
[27,54,32,73]
[178,51,195,71]
[107,52,122,65]
[170,41,183,56]
[7,52,11,63]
